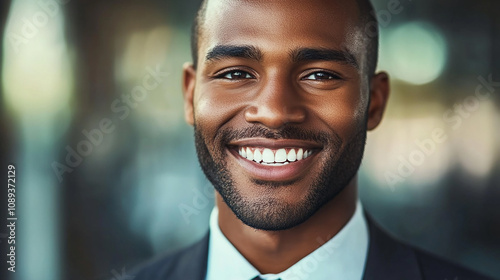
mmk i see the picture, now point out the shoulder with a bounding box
[130,232,209,280]
[364,213,494,280]
[413,249,494,280]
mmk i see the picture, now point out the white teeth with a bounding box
[287,149,296,162]
[305,150,313,158]
[254,149,262,162]
[297,148,303,160]
[262,162,289,166]
[246,147,254,160]
[238,147,314,165]
[262,148,275,163]
[275,149,287,163]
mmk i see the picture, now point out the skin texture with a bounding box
[182,0,390,274]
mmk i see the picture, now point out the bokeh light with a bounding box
[379,21,447,85]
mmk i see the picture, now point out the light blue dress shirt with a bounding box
[205,201,369,280]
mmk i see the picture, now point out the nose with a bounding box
[244,77,306,129]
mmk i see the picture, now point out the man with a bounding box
[133,0,493,279]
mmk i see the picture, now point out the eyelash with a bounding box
[213,69,343,81]
[302,71,342,81]
[214,69,256,80]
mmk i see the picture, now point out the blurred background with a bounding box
[0,0,499,279]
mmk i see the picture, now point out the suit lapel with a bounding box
[191,215,424,280]
[362,213,422,280]
[169,232,209,280]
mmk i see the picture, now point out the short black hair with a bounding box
[190,0,379,78]
[191,0,208,70]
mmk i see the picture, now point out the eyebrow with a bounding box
[204,45,359,69]
[205,45,263,63]
[290,47,359,69]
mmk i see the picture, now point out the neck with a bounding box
[216,177,358,274]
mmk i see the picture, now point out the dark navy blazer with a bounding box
[131,215,494,280]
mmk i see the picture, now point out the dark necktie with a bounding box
[251,276,281,280]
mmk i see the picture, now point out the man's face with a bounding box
[183,0,386,231]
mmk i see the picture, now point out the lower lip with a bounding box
[228,148,318,182]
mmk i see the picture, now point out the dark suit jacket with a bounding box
[132,216,494,280]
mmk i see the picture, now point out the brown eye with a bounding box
[303,72,340,80]
[219,70,254,80]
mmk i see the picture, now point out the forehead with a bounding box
[200,0,363,59]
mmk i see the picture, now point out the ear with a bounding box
[182,62,196,126]
[367,72,390,131]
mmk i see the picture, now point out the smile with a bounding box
[238,147,314,166]
[227,138,322,182]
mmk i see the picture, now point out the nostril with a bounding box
[244,104,306,128]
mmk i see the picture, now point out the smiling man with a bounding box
[133,0,492,279]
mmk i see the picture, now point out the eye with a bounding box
[303,71,341,81]
[217,70,255,80]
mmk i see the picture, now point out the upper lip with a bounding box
[227,138,323,150]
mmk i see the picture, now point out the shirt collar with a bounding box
[206,201,369,280]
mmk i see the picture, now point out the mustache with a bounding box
[217,125,339,147]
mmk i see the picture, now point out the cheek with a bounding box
[193,84,247,138]
[310,84,367,135]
